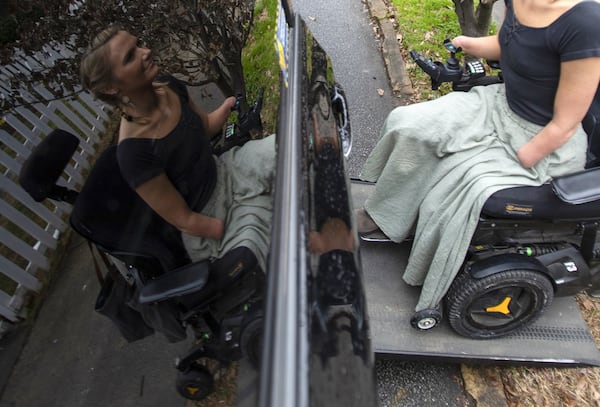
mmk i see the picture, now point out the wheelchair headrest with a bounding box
[19,129,80,203]
[70,145,190,273]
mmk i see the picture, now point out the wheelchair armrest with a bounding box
[138,260,210,304]
[552,166,600,204]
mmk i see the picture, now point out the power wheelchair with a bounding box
[19,121,265,401]
[369,41,600,339]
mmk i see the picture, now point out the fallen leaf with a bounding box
[377,88,385,96]
[581,298,594,310]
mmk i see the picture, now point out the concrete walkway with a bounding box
[0,234,192,407]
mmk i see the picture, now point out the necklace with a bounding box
[120,99,161,123]
[121,111,136,122]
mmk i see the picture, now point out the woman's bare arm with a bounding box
[451,35,502,61]
[518,57,600,168]
[135,174,224,239]
[189,97,237,138]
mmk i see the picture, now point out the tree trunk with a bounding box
[452,0,498,38]
[216,51,249,112]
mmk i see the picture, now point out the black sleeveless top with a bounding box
[117,76,216,211]
[499,0,600,125]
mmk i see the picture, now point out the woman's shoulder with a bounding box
[549,1,600,59]
[572,0,600,11]
[116,134,162,174]
[117,130,153,152]
[117,118,155,143]
[563,0,600,17]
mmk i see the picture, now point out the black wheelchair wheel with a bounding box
[240,317,263,369]
[446,268,554,339]
[175,364,214,401]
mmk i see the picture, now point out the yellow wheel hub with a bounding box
[485,297,512,315]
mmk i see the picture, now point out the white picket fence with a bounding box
[0,45,110,337]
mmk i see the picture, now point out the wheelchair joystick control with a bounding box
[410,39,503,92]
[214,88,265,155]
[443,39,461,71]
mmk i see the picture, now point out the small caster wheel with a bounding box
[175,364,214,401]
[410,309,442,331]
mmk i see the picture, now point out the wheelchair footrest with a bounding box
[138,261,210,304]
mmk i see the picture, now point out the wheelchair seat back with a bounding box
[482,97,600,221]
[70,145,190,275]
[19,129,190,276]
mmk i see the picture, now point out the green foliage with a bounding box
[0,1,257,112]
[0,6,44,46]
[0,16,18,45]
[242,0,280,133]
[391,0,462,97]
[390,0,498,99]
[392,0,460,52]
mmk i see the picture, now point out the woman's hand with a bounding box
[451,35,501,61]
[184,213,225,240]
[206,217,225,240]
[223,96,237,112]
[451,36,468,51]
[202,96,238,137]
[180,214,225,240]
[135,174,226,239]
[517,144,540,169]
[189,96,238,137]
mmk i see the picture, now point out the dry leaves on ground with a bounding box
[499,293,600,407]
[190,361,238,407]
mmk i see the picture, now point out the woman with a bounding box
[357,0,600,313]
[80,27,275,274]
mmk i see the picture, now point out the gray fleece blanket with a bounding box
[360,84,587,312]
[182,135,275,271]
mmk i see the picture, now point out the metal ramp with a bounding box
[352,180,600,366]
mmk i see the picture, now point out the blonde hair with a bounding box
[80,27,167,118]
[80,26,122,106]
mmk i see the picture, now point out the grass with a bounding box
[392,0,460,53]
[390,0,462,99]
[388,1,600,406]
[241,0,280,135]
[390,0,499,100]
